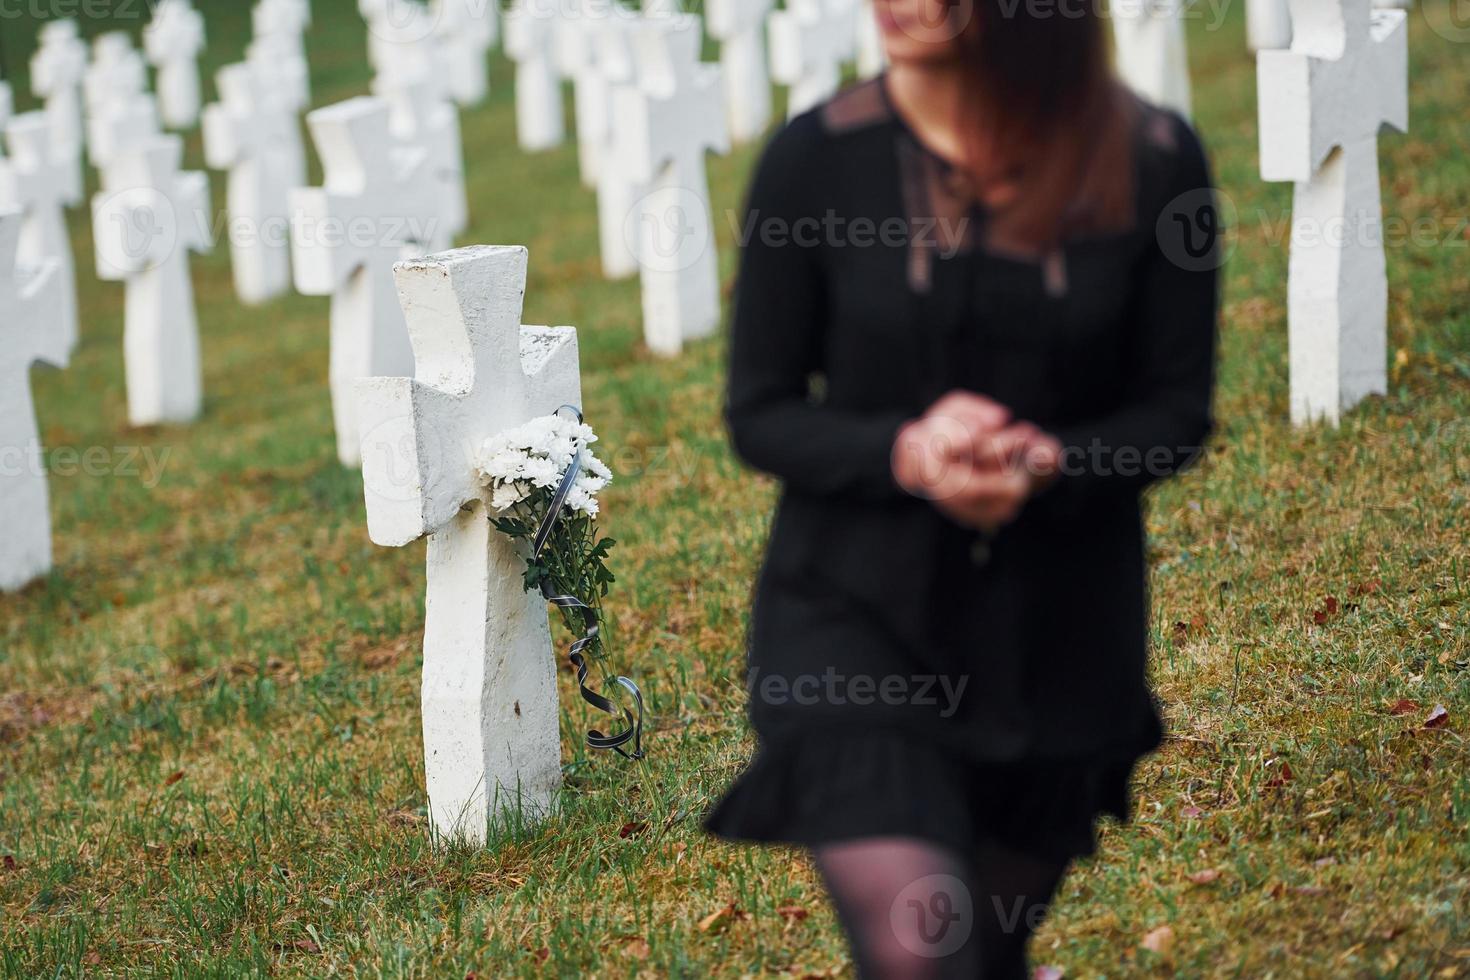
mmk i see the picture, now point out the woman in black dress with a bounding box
[704,0,1219,976]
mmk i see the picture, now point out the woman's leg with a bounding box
[968,840,1071,979]
[812,837,980,979]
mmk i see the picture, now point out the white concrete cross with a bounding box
[1259,0,1407,425]
[0,84,11,137]
[613,15,729,356]
[0,210,68,592]
[372,76,470,248]
[203,58,307,305]
[706,0,774,144]
[93,135,212,427]
[505,0,566,152]
[558,0,626,188]
[356,244,580,844]
[144,0,208,129]
[768,0,855,120]
[30,18,88,188]
[363,0,452,106]
[1248,0,1293,50]
[84,33,149,123]
[251,0,313,108]
[433,0,498,106]
[0,113,80,360]
[87,95,163,172]
[290,96,448,466]
[590,7,642,279]
[1112,0,1193,118]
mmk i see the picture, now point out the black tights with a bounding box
[813,837,1069,980]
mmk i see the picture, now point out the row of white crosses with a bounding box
[1249,0,1412,51]
[360,0,497,109]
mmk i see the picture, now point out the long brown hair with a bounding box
[954,2,1137,251]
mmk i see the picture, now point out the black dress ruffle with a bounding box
[704,728,1134,863]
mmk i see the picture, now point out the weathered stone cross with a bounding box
[1,113,80,359]
[203,58,307,305]
[0,210,68,592]
[1258,0,1407,424]
[92,135,213,427]
[614,15,730,356]
[356,245,581,844]
[290,97,448,466]
[706,0,775,144]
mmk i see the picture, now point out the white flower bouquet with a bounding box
[474,408,641,758]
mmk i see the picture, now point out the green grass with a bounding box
[2,2,1468,976]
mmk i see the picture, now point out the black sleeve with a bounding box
[1047,115,1220,507]
[724,120,911,501]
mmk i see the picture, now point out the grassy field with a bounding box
[1,1,1467,976]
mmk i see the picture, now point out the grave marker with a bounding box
[356,245,580,843]
[93,136,212,427]
[0,211,67,592]
[1258,0,1408,425]
[613,16,729,355]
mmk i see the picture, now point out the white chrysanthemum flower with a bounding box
[476,412,613,514]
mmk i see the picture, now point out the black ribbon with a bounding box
[530,405,644,760]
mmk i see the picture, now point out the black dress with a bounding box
[704,79,1220,864]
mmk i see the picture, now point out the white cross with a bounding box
[363,0,453,106]
[371,75,470,248]
[84,33,149,123]
[1258,0,1407,425]
[768,0,855,120]
[505,0,566,152]
[1248,0,1292,50]
[92,135,213,427]
[589,6,642,279]
[0,84,11,137]
[203,58,306,305]
[433,0,498,106]
[706,0,774,144]
[251,0,313,109]
[0,210,67,592]
[30,18,88,195]
[613,15,729,356]
[356,245,580,844]
[87,95,163,172]
[1,113,80,361]
[1112,0,1193,118]
[559,0,631,188]
[289,96,449,466]
[144,0,208,129]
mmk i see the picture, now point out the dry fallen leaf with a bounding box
[1389,698,1422,716]
[1424,704,1450,729]
[698,904,737,933]
[1141,924,1175,957]
[163,771,185,787]
[1,855,16,871]
[1181,805,1205,819]
[618,821,648,839]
